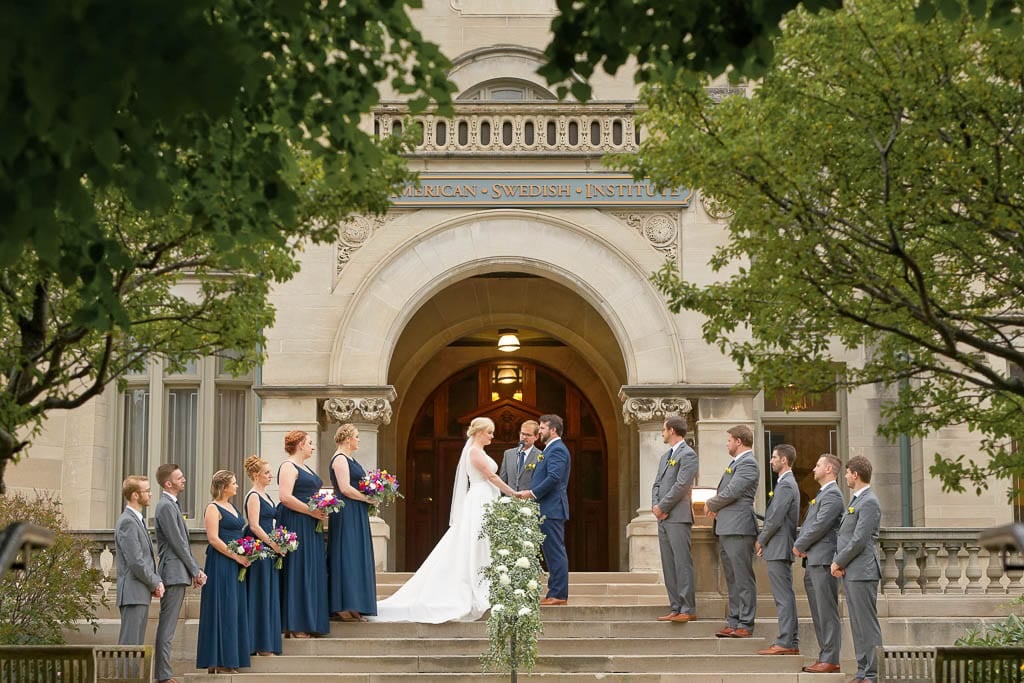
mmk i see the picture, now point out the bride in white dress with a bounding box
[372,416,519,623]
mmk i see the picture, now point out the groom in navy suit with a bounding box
[519,413,571,605]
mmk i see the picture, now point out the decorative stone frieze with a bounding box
[323,397,393,425]
[621,397,693,425]
[706,86,747,103]
[609,211,679,260]
[335,214,402,276]
[700,192,735,220]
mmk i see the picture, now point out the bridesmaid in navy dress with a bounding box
[243,455,282,656]
[328,424,378,622]
[277,430,329,638]
[196,470,251,674]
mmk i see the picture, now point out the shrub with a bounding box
[0,492,106,644]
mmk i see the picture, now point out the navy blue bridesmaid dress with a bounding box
[245,491,282,654]
[328,453,378,616]
[277,461,329,635]
[196,503,251,670]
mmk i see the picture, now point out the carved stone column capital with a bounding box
[621,397,693,425]
[323,397,394,426]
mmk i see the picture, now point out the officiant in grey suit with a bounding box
[652,415,699,623]
[499,420,541,492]
[115,475,164,646]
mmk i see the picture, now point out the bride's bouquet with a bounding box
[268,525,299,569]
[307,491,344,532]
[358,469,404,516]
[226,535,271,581]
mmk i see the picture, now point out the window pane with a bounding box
[764,387,837,412]
[215,388,248,510]
[164,358,199,376]
[763,423,839,522]
[167,387,199,517]
[122,388,150,479]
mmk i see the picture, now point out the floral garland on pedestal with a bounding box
[479,496,546,673]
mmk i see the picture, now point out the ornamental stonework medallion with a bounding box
[610,211,679,261]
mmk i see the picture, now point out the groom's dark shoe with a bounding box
[540,597,568,606]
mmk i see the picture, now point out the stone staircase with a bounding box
[179,572,846,682]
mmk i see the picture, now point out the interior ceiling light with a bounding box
[497,328,520,352]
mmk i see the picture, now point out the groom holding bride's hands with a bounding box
[515,414,571,606]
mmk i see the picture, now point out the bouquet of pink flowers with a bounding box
[226,535,269,581]
[358,469,404,516]
[307,491,344,532]
[268,525,299,570]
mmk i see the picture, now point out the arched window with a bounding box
[458,78,556,102]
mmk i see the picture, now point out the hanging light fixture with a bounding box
[497,328,520,352]
[495,365,520,384]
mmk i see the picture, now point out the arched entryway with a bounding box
[404,359,609,571]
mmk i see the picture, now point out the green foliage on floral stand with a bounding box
[0,492,106,644]
[479,497,546,673]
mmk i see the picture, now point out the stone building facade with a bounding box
[6,0,1011,572]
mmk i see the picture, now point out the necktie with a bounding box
[518,449,526,471]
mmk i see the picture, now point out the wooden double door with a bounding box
[404,360,609,571]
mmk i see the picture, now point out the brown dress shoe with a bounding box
[756,644,800,655]
[669,613,697,622]
[729,627,752,638]
[714,626,736,638]
[656,612,679,621]
[802,662,842,673]
[539,597,568,606]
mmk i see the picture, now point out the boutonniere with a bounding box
[537,454,544,461]
[525,463,536,471]
[809,498,816,505]
[768,491,774,498]
[725,466,733,474]
[848,506,856,514]
[668,459,678,466]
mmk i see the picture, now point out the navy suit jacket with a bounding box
[531,437,570,520]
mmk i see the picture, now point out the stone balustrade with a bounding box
[74,527,1023,596]
[373,102,643,155]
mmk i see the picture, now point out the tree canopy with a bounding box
[540,0,1019,97]
[623,0,1024,496]
[0,0,454,492]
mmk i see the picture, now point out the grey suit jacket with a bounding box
[115,508,161,606]
[499,445,541,491]
[793,482,843,565]
[758,471,799,561]
[706,451,759,536]
[155,491,200,586]
[834,487,882,579]
[652,442,699,523]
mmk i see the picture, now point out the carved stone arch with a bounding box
[448,45,569,101]
[328,210,684,386]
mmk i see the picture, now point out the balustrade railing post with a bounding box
[943,541,965,594]
[984,549,1007,594]
[902,542,923,594]
[964,543,984,594]
[881,540,902,594]
[921,541,942,593]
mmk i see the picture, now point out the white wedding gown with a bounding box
[372,443,498,623]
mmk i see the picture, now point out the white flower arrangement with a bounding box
[479,496,545,673]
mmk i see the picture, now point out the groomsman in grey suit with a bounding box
[705,424,759,638]
[115,476,164,646]
[794,454,844,674]
[652,416,699,623]
[154,464,206,683]
[832,456,883,683]
[756,444,800,654]
[499,420,541,492]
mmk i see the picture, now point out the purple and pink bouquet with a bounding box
[307,491,344,532]
[268,525,299,570]
[226,535,269,581]
[358,469,404,516]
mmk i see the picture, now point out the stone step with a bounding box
[224,653,815,675]
[184,674,845,683]
[280,636,779,656]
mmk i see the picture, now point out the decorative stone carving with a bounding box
[323,397,393,425]
[706,86,747,103]
[700,192,735,220]
[622,397,693,425]
[335,214,399,276]
[610,212,679,260]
